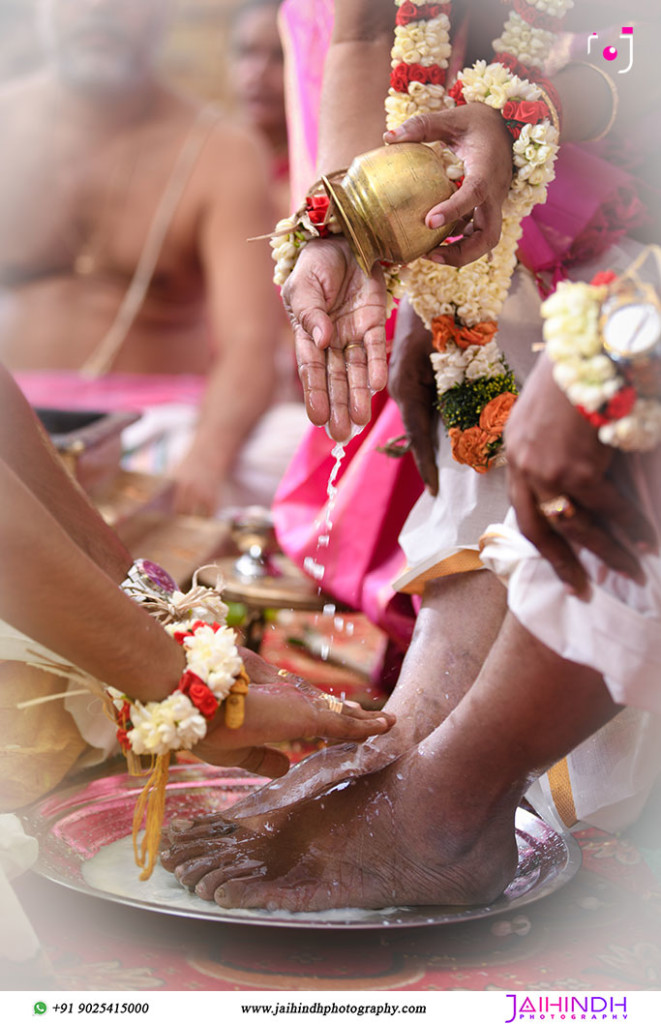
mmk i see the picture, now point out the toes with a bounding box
[194,857,265,900]
[212,875,329,912]
[160,826,237,871]
[164,817,236,845]
[174,851,230,890]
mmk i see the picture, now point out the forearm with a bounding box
[0,458,183,700]
[186,349,275,479]
[0,364,131,582]
[317,0,393,174]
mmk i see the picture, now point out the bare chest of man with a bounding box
[0,122,210,372]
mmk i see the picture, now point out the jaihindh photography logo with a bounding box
[504,993,629,1022]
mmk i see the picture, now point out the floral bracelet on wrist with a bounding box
[270,180,343,288]
[110,569,250,880]
[270,182,406,316]
[542,254,661,451]
[108,619,248,762]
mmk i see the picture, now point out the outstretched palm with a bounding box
[282,236,388,440]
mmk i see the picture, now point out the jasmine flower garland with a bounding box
[387,0,570,471]
[542,273,661,451]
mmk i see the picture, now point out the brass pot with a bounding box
[322,142,456,275]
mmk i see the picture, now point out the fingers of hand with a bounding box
[321,698,394,738]
[509,475,588,594]
[428,203,502,266]
[362,326,389,394]
[426,174,490,231]
[383,112,453,146]
[342,342,373,422]
[541,495,646,584]
[325,345,371,437]
[295,332,331,425]
[399,400,438,495]
[515,466,649,587]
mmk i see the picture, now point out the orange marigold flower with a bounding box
[448,425,491,473]
[431,314,455,352]
[479,391,517,438]
[431,315,499,352]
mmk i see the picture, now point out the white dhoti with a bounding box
[395,240,661,833]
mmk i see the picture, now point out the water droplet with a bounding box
[303,556,325,581]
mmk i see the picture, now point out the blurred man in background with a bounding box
[0,0,291,515]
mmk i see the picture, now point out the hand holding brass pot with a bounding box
[322,142,457,275]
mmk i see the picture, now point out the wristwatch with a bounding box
[600,280,661,396]
[120,559,177,603]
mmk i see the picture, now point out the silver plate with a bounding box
[21,764,582,930]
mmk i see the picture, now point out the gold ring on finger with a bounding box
[539,495,577,522]
[320,691,344,714]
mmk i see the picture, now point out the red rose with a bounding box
[591,270,618,287]
[513,0,563,32]
[606,387,637,420]
[427,65,446,86]
[448,80,466,105]
[190,684,218,719]
[390,64,410,92]
[408,63,430,83]
[172,629,189,645]
[502,100,518,121]
[178,668,204,692]
[178,671,218,719]
[577,405,609,428]
[494,51,520,74]
[395,2,447,25]
[305,194,330,227]
[493,52,536,82]
[505,122,523,141]
[513,100,550,124]
[395,0,419,25]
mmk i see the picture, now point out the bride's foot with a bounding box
[161,747,519,911]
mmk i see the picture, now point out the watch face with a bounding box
[136,559,176,595]
[602,301,661,358]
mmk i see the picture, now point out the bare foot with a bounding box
[161,749,519,911]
